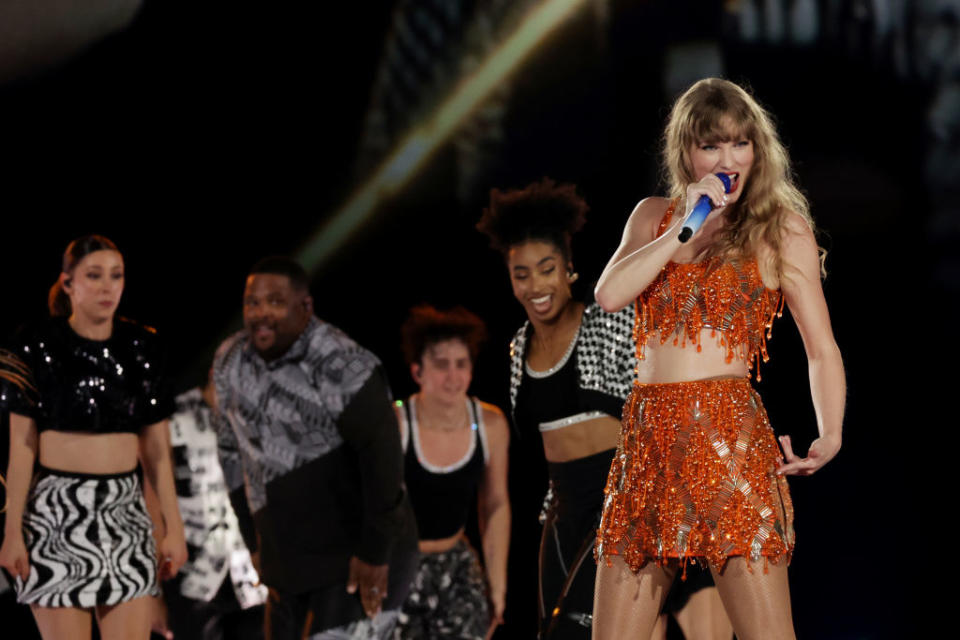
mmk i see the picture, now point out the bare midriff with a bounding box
[541,415,621,463]
[634,333,750,384]
[38,431,140,474]
[419,527,467,554]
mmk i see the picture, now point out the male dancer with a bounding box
[213,257,418,639]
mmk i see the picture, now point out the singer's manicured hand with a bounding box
[776,434,840,476]
[685,173,728,212]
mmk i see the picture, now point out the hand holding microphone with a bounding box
[678,173,735,243]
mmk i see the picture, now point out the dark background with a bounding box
[2,1,954,637]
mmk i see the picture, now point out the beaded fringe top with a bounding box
[634,199,783,379]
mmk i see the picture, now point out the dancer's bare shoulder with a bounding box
[478,401,509,442]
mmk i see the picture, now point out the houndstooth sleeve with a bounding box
[576,303,637,402]
[508,321,529,420]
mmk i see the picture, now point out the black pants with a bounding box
[538,449,616,640]
[163,576,265,640]
[539,496,601,639]
[266,584,349,639]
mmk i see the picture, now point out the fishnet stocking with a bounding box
[592,557,675,640]
[710,558,794,640]
[673,587,733,640]
[594,556,793,640]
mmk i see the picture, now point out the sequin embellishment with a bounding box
[634,200,783,379]
[595,378,794,573]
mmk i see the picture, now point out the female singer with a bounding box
[592,78,845,640]
[0,235,186,640]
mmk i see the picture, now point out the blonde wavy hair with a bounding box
[663,78,823,277]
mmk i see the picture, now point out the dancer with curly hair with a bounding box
[478,179,725,638]
[394,305,510,640]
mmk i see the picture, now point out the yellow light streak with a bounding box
[296,0,589,272]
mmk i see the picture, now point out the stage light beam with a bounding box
[296,0,590,273]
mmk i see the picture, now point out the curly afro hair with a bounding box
[476,178,588,262]
[401,305,488,366]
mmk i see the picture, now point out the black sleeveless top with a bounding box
[400,396,487,541]
[2,316,175,433]
[514,339,583,435]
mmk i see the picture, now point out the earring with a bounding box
[567,271,579,283]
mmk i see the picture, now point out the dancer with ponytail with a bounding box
[0,235,186,640]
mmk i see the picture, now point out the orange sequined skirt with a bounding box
[596,378,794,573]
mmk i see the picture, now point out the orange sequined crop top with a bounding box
[633,199,784,379]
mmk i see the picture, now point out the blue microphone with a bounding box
[678,173,733,243]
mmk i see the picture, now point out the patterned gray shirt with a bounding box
[213,317,380,514]
[213,316,416,596]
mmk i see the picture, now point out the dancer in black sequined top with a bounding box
[0,235,185,640]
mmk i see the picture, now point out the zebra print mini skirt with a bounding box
[15,466,160,608]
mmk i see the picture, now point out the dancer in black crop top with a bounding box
[401,396,487,540]
[0,235,185,640]
[479,179,727,640]
[476,180,633,639]
[10,316,172,435]
[394,306,510,640]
